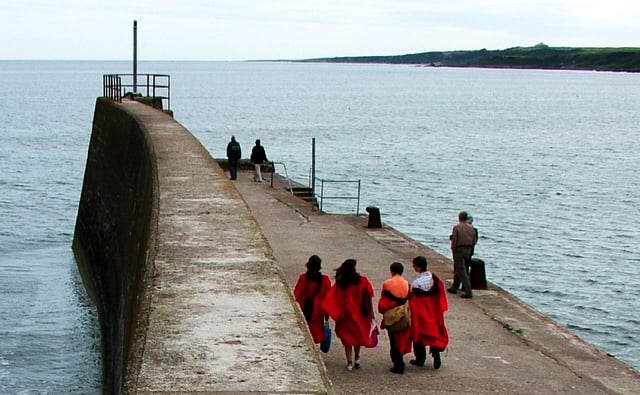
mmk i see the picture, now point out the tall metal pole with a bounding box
[133,20,138,93]
[311,138,316,199]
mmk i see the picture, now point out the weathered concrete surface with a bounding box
[73,97,159,394]
[129,101,332,394]
[233,172,640,394]
[76,99,332,394]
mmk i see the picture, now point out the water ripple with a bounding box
[3,60,640,387]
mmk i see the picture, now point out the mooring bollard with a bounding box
[468,258,488,289]
[366,206,382,228]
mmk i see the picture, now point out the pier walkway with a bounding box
[84,100,333,394]
[80,98,639,394]
[233,171,640,394]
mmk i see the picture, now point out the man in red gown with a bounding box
[378,262,412,374]
[409,256,449,369]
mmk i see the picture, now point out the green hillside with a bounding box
[297,44,640,72]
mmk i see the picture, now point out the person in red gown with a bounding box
[378,262,412,374]
[293,255,332,345]
[321,259,375,371]
[409,255,449,370]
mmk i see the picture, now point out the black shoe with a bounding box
[460,294,473,299]
[447,288,457,294]
[389,367,404,374]
[432,352,442,369]
[409,359,424,367]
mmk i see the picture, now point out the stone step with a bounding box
[286,187,318,206]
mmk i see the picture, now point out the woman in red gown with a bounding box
[322,259,375,371]
[293,255,332,344]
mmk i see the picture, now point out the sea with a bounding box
[1,60,638,393]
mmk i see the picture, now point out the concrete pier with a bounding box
[74,98,332,394]
[233,172,640,394]
[74,97,640,394]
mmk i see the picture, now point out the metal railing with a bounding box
[316,178,361,215]
[270,161,294,194]
[103,74,122,102]
[103,73,171,110]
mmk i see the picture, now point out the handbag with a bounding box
[365,319,379,348]
[382,302,411,333]
[320,321,332,353]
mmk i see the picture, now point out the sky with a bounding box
[1,0,639,61]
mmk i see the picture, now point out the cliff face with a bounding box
[73,97,158,395]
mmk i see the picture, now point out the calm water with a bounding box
[1,61,105,393]
[1,61,638,391]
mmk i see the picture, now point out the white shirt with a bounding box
[411,271,434,292]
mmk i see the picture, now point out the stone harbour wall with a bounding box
[73,97,332,394]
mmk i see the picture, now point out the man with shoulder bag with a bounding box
[378,262,412,374]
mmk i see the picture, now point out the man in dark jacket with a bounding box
[226,136,241,180]
[250,139,268,182]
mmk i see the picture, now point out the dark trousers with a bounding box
[228,158,238,179]
[413,342,443,363]
[388,331,405,371]
[452,246,473,296]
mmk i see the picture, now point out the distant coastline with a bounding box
[294,43,640,73]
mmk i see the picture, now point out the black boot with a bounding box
[409,359,424,366]
[431,348,442,370]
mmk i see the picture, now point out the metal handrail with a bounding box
[270,161,294,194]
[102,73,171,110]
[317,178,361,215]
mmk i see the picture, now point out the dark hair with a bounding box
[412,256,428,271]
[335,259,360,289]
[390,262,404,275]
[305,255,322,281]
[458,211,468,221]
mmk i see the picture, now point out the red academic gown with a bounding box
[378,276,412,355]
[409,274,449,350]
[293,273,332,343]
[322,276,374,346]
